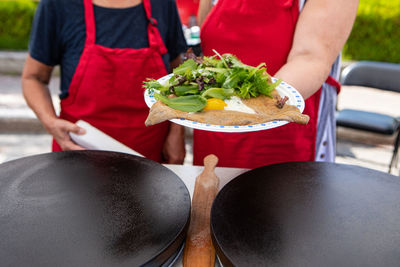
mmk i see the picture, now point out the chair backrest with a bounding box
[340,61,400,93]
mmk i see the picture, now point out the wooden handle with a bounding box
[183,154,219,267]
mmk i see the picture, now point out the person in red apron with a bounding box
[194,0,358,168]
[22,0,187,163]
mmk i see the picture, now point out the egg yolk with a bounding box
[203,98,227,111]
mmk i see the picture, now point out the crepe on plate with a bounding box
[145,90,310,126]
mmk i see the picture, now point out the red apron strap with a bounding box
[142,0,168,55]
[83,0,96,46]
[325,75,341,94]
[142,0,153,20]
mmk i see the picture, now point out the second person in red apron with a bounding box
[22,0,188,163]
[194,0,359,168]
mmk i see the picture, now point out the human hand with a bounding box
[44,118,86,151]
[162,124,186,164]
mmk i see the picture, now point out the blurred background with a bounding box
[0,0,399,174]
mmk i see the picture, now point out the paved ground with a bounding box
[0,52,399,175]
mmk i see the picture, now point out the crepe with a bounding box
[145,90,309,126]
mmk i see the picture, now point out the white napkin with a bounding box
[69,120,143,157]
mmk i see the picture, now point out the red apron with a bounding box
[193,0,338,168]
[176,0,199,26]
[53,0,170,162]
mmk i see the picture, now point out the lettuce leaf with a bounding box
[201,88,235,100]
[173,59,198,77]
[154,93,207,112]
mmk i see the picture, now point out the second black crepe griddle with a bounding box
[211,162,400,267]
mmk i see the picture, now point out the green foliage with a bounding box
[343,0,400,63]
[0,0,37,50]
[0,0,398,63]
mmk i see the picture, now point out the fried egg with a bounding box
[223,96,256,114]
[203,96,256,114]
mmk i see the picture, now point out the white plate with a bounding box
[144,73,305,132]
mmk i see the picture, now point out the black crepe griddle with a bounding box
[0,150,190,267]
[211,162,400,267]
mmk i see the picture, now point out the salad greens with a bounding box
[144,50,281,113]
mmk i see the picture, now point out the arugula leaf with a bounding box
[154,93,207,112]
[204,67,229,74]
[214,72,227,85]
[236,82,253,99]
[201,88,234,100]
[173,59,198,76]
[174,85,199,96]
[143,78,163,89]
[225,54,251,69]
[258,78,282,97]
[143,78,170,94]
[247,63,267,79]
[212,49,230,69]
[222,68,248,89]
[201,56,220,67]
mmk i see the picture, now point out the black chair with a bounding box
[336,61,400,174]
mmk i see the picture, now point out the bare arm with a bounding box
[163,54,186,164]
[22,55,85,150]
[197,0,213,27]
[170,54,183,70]
[274,0,359,99]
